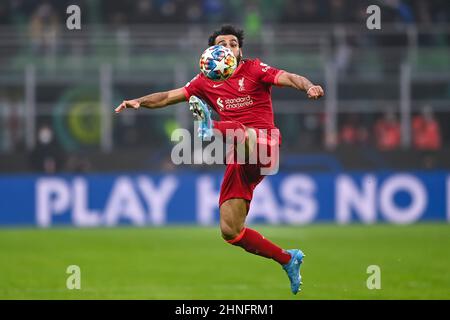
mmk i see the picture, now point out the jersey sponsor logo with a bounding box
[217,95,254,110]
[213,83,223,88]
[238,77,245,91]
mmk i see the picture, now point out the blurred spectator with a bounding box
[0,0,447,27]
[413,0,432,25]
[385,0,415,24]
[133,0,157,24]
[280,0,303,23]
[64,154,92,173]
[258,0,284,24]
[0,1,10,25]
[374,110,401,151]
[412,105,442,151]
[203,0,228,23]
[340,120,358,145]
[28,1,60,56]
[327,0,350,24]
[158,0,182,24]
[0,91,25,152]
[281,0,324,24]
[339,114,369,146]
[30,124,64,173]
[9,0,29,25]
[244,2,262,39]
[183,0,203,23]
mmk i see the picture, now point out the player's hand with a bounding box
[307,85,324,100]
[115,99,140,113]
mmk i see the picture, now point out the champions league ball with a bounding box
[199,45,237,81]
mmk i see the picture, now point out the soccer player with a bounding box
[115,25,324,294]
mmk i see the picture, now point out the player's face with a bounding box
[215,35,242,63]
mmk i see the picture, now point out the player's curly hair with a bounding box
[208,25,244,48]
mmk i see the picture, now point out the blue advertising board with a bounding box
[0,171,448,227]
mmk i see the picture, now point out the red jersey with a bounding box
[183,58,284,131]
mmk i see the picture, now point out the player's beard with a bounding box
[236,51,242,64]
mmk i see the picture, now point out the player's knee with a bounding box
[220,224,241,242]
[220,225,236,241]
[219,199,247,241]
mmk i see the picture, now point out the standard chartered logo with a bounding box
[217,95,254,110]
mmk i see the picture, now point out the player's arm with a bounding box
[114,87,187,113]
[277,72,324,100]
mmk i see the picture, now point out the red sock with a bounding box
[212,120,247,144]
[227,227,292,265]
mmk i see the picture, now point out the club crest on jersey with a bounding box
[238,77,245,91]
[260,62,270,72]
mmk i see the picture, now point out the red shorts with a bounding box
[218,129,280,208]
[219,163,265,207]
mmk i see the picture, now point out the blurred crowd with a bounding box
[0,0,449,173]
[338,105,442,152]
[0,0,449,26]
[30,124,92,173]
[1,0,448,72]
[24,105,444,174]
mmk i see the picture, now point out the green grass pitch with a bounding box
[0,224,449,299]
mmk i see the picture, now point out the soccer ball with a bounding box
[199,45,237,81]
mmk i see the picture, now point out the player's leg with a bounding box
[220,198,305,294]
[213,122,257,160]
[219,198,291,264]
[219,198,247,241]
[190,96,304,293]
[189,96,213,138]
[188,95,256,155]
